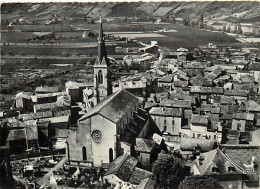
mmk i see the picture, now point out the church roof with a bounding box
[79,89,138,124]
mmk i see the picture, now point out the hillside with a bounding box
[1,2,260,24]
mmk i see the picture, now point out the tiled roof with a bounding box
[35,86,59,93]
[135,138,155,153]
[129,167,153,185]
[190,75,212,87]
[232,113,254,120]
[190,86,223,94]
[105,154,139,182]
[159,99,191,109]
[15,92,32,100]
[194,149,244,175]
[224,89,248,97]
[65,81,89,89]
[191,115,209,126]
[50,115,70,124]
[137,178,156,189]
[205,66,223,81]
[174,80,188,87]
[20,111,53,121]
[242,100,260,112]
[158,75,173,83]
[79,89,139,124]
[7,129,26,141]
[144,102,159,109]
[248,63,260,71]
[56,129,69,138]
[149,107,182,117]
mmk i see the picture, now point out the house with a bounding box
[191,148,247,189]
[231,113,254,132]
[241,100,260,113]
[65,81,89,103]
[184,114,220,141]
[149,107,182,135]
[135,138,156,168]
[123,53,155,71]
[104,153,153,186]
[33,96,70,113]
[48,115,70,137]
[226,130,240,145]
[157,75,173,88]
[113,75,148,98]
[67,89,140,167]
[6,125,39,154]
[14,92,33,112]
[190,87,224,105]
[6,129,26,154]
[224,89,249,103]
[190,75,212,87]
[220,145,260,188]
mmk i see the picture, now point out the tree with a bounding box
[199,13,203,23]
[152,154,185,189]
[233,25,238,34]
[226,25,231,33]
[198,21,203,29]
[180,175,218,189]
[237,23,242,34]
[222,24,226,32]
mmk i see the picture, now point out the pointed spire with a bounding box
[96,15,109,66]
[99,16,103,41]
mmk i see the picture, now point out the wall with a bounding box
[151,114,181,134]
[91,114,117,167]
[68,119,93,163]
[231,119,246,132]
[140,152,150,168]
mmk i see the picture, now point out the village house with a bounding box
[157,74,174,88]
[65,81,89,103]
[14,92,33,112]
[149,107,182,135]
[191,148,248,189]
[231,112,254,132]
[135,138,156,169]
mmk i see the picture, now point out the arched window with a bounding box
[82,146,87,161]
[98,70,103,84]
[109,148,113,163]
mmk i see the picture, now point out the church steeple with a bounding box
[93,16,112,105]
[96,16,109,66]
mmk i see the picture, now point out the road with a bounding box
[37,157,66,187]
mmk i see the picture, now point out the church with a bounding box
[66,18,145,167]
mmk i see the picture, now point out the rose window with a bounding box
[92,130,103,142]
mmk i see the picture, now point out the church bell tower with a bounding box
[93,17,112,104]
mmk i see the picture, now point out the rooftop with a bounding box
[79,89,139,124]
[191,115,209,126]
[149,107,182,117]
